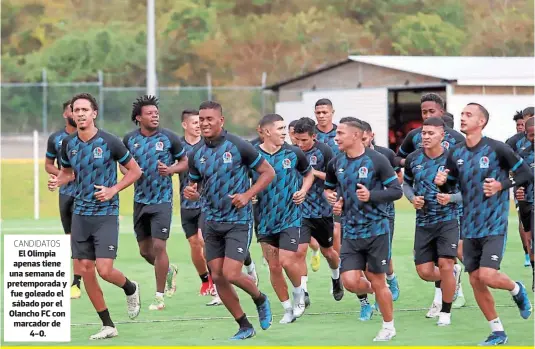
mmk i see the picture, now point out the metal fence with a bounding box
[1,70,276,137]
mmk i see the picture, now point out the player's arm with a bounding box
[436,151,459,193]
[293,147,314,204]
[185,151,202,201]
[367,154,403,203]
[236,140,275,204]
[386,148,403,184]
[313,144,334,180]
[402,156,416,202]
[49,140,75,190]
[494,142,532,191]
[395,129,416,166]
[44,134,60,176]
[323,158,340,206]
[159,131,189,175]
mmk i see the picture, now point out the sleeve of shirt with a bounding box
[294,147,312,175]
[324,158,338,190]
[402,179,416,202]
[438,150,459,193]
[46,133,57,160]
[449,128,465,143]
[505,134,517,151]
[109,135,132,166]
[403,154,415,187]
[122,134,130,149]
[495,141,531,190]
[166,130,186,160]
[60,137,71,168]
[397,129,416,157]
[187,147,202,183]
[369,153,403,203]
[319,143,334,167]
[237,138,264,171]
[387,148,401,172]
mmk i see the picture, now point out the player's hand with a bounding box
[516,187,526,201]
[436,193,451,206]
[293,190,306,205]
[94,185,118,202]
[184,183,200,201]
[483,178,502,197]
[157,161,172,176]
[48,174,58,192]
[356,183,370,202]
[434,169,449,186]
[333,197,343,216]
[251,195,258,204]
[229,193,251,209]
[325,191,338,206]
[412,196,425,209]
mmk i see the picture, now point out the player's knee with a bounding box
[222,268,241,284]
[438,258,454,273]
[469,271,482,286]
[78,260,95,276]
[341,274,357,292]
[151,239,166,256]
[268,260,284,275]
[369,276,387,291]
[416,265,433,281]
[476,268,496,286]
[188,235,202,250]
[95,263,113,281]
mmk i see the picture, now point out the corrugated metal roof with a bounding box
[348,55,535,86]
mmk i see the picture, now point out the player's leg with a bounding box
[414,224,442,318]
[518,209,531,267]
[182,208,211,295]
[278,228,306,320]
[296,221,312,307]
[59,194,82,299]
[453,237,466,309]
[313,217,343,301]
[339,239,373,298]
[309,237,321,272]
[134,204,154,264]
[386,216,400,301]
[243,251,258,286]
[333,215,342,255]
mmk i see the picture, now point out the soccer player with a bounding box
[513,110,525,133]
[435,103,532,345]
[396,93,466,314]
[360,121,402,306]
[442,112,454,129]
[123,95,187,310]
[403,117,463,327]
[288,119,298,145]
[292,117,345,308]
[48,93,142,340]
[325,117,403,342]
[184,101,275,340]
[253,113,314,323]
[506,107,534,267]
[45,100,83,299]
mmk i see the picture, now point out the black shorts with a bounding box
[204,221,252,263]
[518,202,533,233]
[258,227,300,252]
[414,219,459,265]
[133,202,172,242]
[71,214,119,260]
[333,215,342,224]
[59,194,75,234]
[300,217,334,248]
[340,234,390,274]
[181,208,201,239]
[463,235,506,273]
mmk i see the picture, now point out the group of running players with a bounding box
[46,92,533,345]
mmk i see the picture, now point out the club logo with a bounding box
[479,156,489,169]
[93,147,103,159]
[490,254,499,261]
[290,238,297,245]
[310,155,317,165]
[381,260,387,265]
[200,156,206,164]
[71,149,78,156]
[358,167,368,178]
[441,141,450,149]
[438,165,445,173]
[108,245,115,251]
[58,140,62,146]
[155,141,164,151]
[283,158,292,169]
[237,247,244,254]
[223,152,232,164]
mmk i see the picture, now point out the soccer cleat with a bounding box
[453,264,462,301]
[248,268,259,287]
[148,296,165,310]
[512,281,532,319]
[293,290,306,318]
[332,278,344,301]
[200,281,212,296]
[387,276,400,301]
[70,285,82,299]
[311,254,321,272]
[206,295,223,306]
[479,331,508,346]
[304,291,311,308]
[256,294,273,330]
[524,254,531,267]
[279,309,296,324]
[359,303,374,321]
[453,294,466,309]
[230,327,256,340]
[426,302,441,318]
[89,326,118,340]
[373,328,396,342]
[437,312,451,326]
[126,281,141,319]
[165,264,178,297]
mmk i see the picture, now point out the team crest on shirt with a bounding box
[155,141,164,151]
[479,156,489,169]
[282,158,292,169]
[358,167,368,178]
[441,141,450,149]
[200,156,206,164]
[93,147,103,159]
[58,140,62,146]
[438,165,445,172]
[223,152,232,164]
[416,142,422,148]
[310,155,317,165]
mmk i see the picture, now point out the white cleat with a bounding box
[293,290,306,318]
[453,264,462,300]
[437,312,451,326]
[279,309,296,324]
[126,281,141,319]
[248,269,259,286]
[206,295,223,306]
[426,302,441,318]
[373,328,396,342]
[89,326,118,340]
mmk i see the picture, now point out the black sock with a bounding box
[244,252,252,266]
[122,278,136,296]
[236,314,253,329]
[200,272,209,283]
[253,292,266,306]
[97,309,115,327]
[357,294,369,305]
[531,260,534,269]
[435,280,441,288]
[72,275,82,288]
[441,301,452,313]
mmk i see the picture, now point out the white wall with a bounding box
[447,94,535,142]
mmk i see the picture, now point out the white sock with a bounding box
[433,287,442,304]
[281,299,292,311]
[331,267,340,279]
[293,285,303,295]
[245,261,256,273]
[212,284,218,296]
[312,249,319,257]
[457,283,464,297]
[386,273,395,281]
[509,282,520,296]
[301,275,308,292]
[156,292,164,298]
[383,320,395,330]
[489,318,504,332]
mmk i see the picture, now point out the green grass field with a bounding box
[1,162,534,346]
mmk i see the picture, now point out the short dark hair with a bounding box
[513,110,524,121]
[421,93,445,110]
[340,117,364,131]
[359,120,372,133]
[293,117,316,136]
[525,117,534,128]
[423,117,446,128]
[181,108,199,121]
[289,120,298,128]
[442,113,454,128]
[315,98,333,108]
[259,113,284,128]
[131,95,159,125]
[62,100,71,111]
[522,107,534,118]
[467,102,489,127]
[71,93,98,112]
[199,100,222,114]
